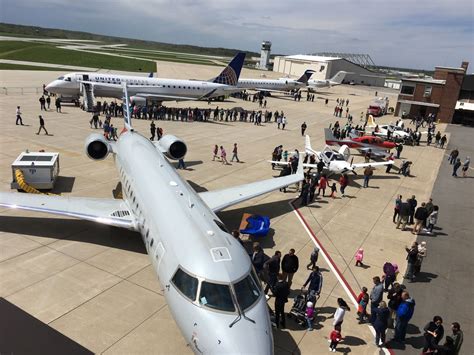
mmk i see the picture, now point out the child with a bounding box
[283,150,289,162]
[329,182,337,198]
[329,324,342,352]
[212,145,219,161]
[356,287,369,323]
[305,301,315,331]
[355,248,364,267]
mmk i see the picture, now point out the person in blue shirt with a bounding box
[393,291,415,343]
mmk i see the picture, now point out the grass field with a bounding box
[0,23,259,58]
[0,63,64,70]
[93,48,221,66]
[0,41,156,72]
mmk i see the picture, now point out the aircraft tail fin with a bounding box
[329,71,348,85]
[366,114,377,128]
[324,128,335,141]
[212,52,246,86]
[297,70,315,84]
[122,83,133,131]
[305,135,313,154]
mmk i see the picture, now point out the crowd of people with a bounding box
[13,84,465,354]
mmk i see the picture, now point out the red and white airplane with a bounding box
[325,128,397,157]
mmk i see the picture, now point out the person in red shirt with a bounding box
[317,174,327,197]
[339,174,349,197]
[329,324,342,352]
[356,287,369,323]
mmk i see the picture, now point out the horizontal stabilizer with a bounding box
[0,192,136,230]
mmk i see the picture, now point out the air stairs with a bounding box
[81,82,95,112]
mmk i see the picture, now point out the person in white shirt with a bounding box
[16,106,24,125]
[333,298,350,329]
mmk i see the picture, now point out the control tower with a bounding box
[259,41,271,70]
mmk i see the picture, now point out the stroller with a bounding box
[288,290,318,327]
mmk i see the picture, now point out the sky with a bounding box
[1,0,473,70]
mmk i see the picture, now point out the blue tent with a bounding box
[240,215,270,237]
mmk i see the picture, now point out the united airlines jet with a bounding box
[45,53,246,105]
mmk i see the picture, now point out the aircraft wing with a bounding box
[254,88,292,93]
[0,192,136,230]
[351,161,393,170]
[358,147,389,158]
[268,160,320,169]
[136,89,218,101]
[199,159,304,212]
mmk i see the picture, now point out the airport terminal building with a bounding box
[272,54,386,86]
[394,62,469,123]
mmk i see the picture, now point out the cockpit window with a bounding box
[172,267,198,301]
[199,281,235,312]
[234,274,260,310]
[57,76,64,80]
[65,77,71,82]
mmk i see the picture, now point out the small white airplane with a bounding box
[306,71,349,92]
[45,53,246,106]
[269,136,392,174]
[237,70,314,93]
[0,84,305,354]
[371,124,410,142]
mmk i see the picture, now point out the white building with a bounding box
[273,54,386,86]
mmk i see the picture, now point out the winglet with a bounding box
[297,70,315,84]
[305,135,312,154]
[212,52,246,86]
[329,71,349,84]
[122,82,133,131]
[324,128,335,142]
[148,72,154,78]
[296,153,304,179]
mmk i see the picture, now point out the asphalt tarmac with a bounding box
[388,124,474,354]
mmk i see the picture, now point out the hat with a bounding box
[307,301,313,308]
[421,241,426,246]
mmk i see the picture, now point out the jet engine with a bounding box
[84,133,111,160]
[156,135,187,160]
[130,96,147,106]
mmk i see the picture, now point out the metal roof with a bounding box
[398,99,440,108]
[402,77,446,85]
[283,54,341,62]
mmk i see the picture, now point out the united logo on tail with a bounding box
[213,52,246,86]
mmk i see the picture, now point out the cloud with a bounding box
[2,0,473,69]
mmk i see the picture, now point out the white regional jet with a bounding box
[270,135,392,175]
[45,53,246,105]
[306,71,349,92]
[237,70,314,93]
[0,84,304,355]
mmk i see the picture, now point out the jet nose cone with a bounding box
[45,81,58,93]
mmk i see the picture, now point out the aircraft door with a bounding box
[338,145,351,161]
[82,74,89,81]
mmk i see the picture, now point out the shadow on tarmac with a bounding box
[0,216,145,254]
